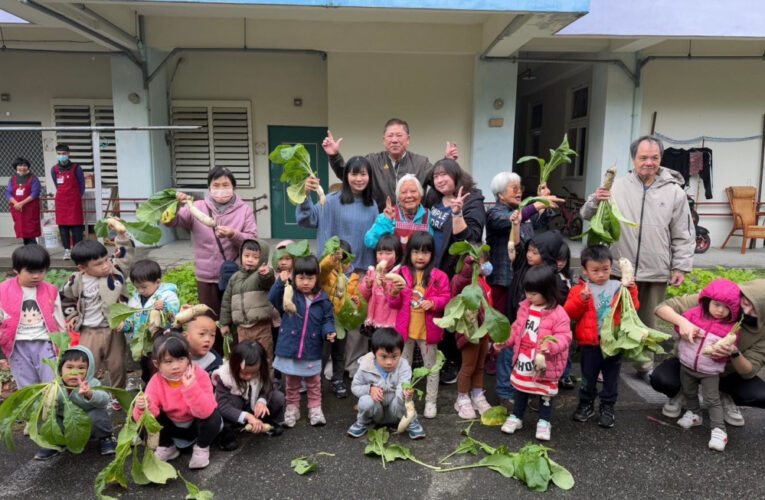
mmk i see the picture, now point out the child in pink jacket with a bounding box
[359,235,403,330]
[134,333,222,470]
[387,231,451,419]
[497,266,571,441]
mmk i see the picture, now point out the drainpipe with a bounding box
[18,0,141,68]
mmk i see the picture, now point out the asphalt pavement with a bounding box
[1,363,764,500]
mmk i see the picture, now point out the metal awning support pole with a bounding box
[92,130,103,221]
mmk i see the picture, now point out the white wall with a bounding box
[327,52,474,178]
[0,52,112,237]
[169,51,329,238]
[640,59,765,247]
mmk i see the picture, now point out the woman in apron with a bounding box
[50,144,85,259]
[364,173,432,251]
[6,158,41,245]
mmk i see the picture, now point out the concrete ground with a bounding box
[0,363,764,499]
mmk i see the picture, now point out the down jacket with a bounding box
[565,280,640,346]
[581,168,695,282]
[388,266,451,345]
[220,239,275,327]
[677,279,741,374]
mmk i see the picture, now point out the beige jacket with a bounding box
[581,168,695,282]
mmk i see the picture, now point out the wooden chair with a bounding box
[721,186,765,254]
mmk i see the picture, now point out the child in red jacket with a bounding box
[565,246,638,429]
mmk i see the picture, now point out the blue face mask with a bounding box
[481,262,493,276]
[57,155,69,163]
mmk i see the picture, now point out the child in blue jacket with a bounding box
[268,255,336,428]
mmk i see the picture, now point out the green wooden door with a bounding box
[268,126,329,239]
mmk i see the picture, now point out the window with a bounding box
[171,101,254,187]
[571,87,588,120]
[530,103,543,129]
[51,101,117,185]
[566,126,587,178]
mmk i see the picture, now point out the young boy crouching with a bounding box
[347,328,425,440]
[35,345,117,460]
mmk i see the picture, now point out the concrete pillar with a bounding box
[470,58,518,199]
[110,48,174,243]
[584,53,639,197]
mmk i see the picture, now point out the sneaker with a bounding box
[347,421,369,438]
[572,400,595,422]
[470,391,492,416]
[558,376,575,390]
[188,445,210,469]
[662,393,684,418]
[34,448,60,460]
[407,416,426,440]
[299,380,307,393]
[308,407,326,426]
[677,410,703,429]
[598,403,616,428]
[535,419,551,441]
[721,393,745,427]
[63,249,71,260]
[455,395,477,420]
[708,427,728,452]
[424,402,437,419]
[284,405,300,428]
[332,380,348,399]
[99,435,118,455]
[439,362,459,385]
[501,415,523,434]
[154,445,180,461]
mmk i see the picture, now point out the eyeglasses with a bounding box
[508,184,524,193]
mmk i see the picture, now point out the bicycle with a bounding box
[548,186,584,238]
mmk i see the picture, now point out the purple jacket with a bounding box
[507,300,572,382]
[677,279,741,374]
[388,266,451,345]
[166,195,257,283]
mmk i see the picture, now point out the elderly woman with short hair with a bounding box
[364,173,432,250]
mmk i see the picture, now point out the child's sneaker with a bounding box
[677,410,703,429]
[407,417,426,440]
[662,393,684,418]
[572,400,595,422]
[284,404,300,428]
[63,249,71,260]
[308,407,326,426]
[346,421,369,438]
[34,448,61,460]
[501,415,523,434]
[99,435,118,455]
[708,427,727,452]
[470,391,492,415]
[558,376,575,390]
[455,394,477,419]
[535,419,551,441]
[424,402,437,419]
[598,402,616,428]
[188,445,210,469]
[155,445,180,461]
[332,380,348,399]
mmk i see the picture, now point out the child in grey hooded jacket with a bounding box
[347,328,425,440]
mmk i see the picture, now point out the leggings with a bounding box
[157,410,223,449]
[58,225,84,250]
[457,335,489,393]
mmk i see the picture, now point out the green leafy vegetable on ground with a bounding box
[162,263,198,305]
[516,134,578,185]
[480,406,508,426]
[95,391,212,499]
[290,452,336,475]
[434,242,510,344]
[364,428,439,471]
[44,269,71,289]
[270,144,325,206]
[666,267,757,298]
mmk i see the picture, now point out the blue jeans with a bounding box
[495,348,515,400]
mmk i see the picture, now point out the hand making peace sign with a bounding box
[450,186,470,216]
[383,196,396,220]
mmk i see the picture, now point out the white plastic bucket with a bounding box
[42,224,59,249]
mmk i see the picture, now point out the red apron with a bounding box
[10,176,41,238]
[394,207,429,248]
[53,164,84,225]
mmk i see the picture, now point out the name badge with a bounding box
[56,175,65,185]
[15,188,25,196]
